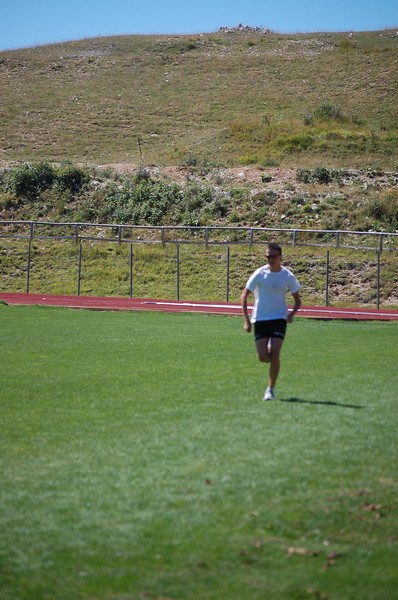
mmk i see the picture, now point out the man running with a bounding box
[241,242,301,400]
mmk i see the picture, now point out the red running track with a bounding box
[1,292,398,320]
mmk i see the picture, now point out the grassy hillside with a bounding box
[1,29,398,168]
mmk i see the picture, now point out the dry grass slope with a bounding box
[1,29,398,168]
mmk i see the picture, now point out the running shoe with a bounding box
[263,386,275,401]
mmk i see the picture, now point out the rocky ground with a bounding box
[98,163,398,189]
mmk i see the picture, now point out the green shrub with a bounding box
[297,166,334,184]
[296,169,311,183]
[6,162,88,201]
[261,174,273,183]
[366,192,398,229]
[312,166,332,183]
[91,176,223,227]
[54,164,89,193]
[8,162,55,199]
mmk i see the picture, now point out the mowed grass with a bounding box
[1,305,397,600]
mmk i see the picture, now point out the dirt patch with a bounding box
[95,163,398,191]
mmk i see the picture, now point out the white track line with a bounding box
[144,301,239,309]
[143,301,397,318]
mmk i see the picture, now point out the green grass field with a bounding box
[1,305,397,600]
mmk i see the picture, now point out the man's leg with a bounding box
[255,337,271,363]
[268,337,284,388]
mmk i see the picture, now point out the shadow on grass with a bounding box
[280,397,364,409]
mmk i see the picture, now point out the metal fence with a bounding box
[1,220,397,250]
[1,220,397,308]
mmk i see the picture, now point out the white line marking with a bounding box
[144,301,397,318]
[300,308,395,317]
[145,301,240,309]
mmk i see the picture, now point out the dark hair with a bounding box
[267,242,282,255]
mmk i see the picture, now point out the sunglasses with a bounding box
[266,253,280,259]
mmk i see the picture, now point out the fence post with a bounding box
[325,250,330,306]
[376,250,381,309]
[29,221,35,241]
[129,243,134,298]
[77,243,82,296]
[26,222,35,294]
[176,243,180,300]
[226,245,230,303]
[26,240,32,294]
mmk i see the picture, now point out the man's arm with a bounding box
[240,287,252,333]
[287,291,301,323]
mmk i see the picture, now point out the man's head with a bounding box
[266,243,282,258]
[265,243,282,270]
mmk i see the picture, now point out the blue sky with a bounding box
[1,0,397,51]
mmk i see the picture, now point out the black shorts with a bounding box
[254,319,287,341]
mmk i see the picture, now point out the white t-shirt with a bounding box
[246,265,301,322]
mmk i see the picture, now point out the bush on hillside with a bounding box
[80,177,227,226]
[365,191,398,230]
[6,162,88,200]
[54,163,89,193]
[8,162,55,199]
[296,167,341,184]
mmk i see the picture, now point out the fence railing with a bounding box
[1,220,398,251]
[1,220,397,308]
